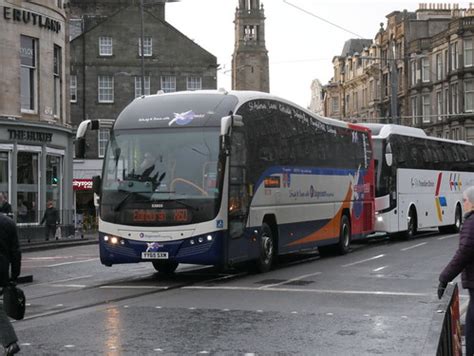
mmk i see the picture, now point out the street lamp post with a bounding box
[140,0,145,96]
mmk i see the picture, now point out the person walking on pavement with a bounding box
[0,213,21,355]
[0,193,12,216]
[438,185,474,356]
[41,200,59,241]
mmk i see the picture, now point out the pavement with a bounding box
[20,230,98,252]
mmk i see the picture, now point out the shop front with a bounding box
[0,120,74,241]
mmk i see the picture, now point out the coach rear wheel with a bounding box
[152,261,179,275]
[439,205,462,234]
[337,215,351,255]
[254,223,275,273]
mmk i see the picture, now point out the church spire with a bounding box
[232,0,269,92]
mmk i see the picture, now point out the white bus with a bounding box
[76,90,375,273]
[361,124,474,237]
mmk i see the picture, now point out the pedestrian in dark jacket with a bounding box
[0,213,21,355]
[41,200,59,241]
[0,192,12,216]
[438,185,474,356]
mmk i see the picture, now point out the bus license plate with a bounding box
[141,252,169,259]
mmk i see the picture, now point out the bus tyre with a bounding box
[406,208,417,239]
[439,205,462,234]
[255,223,274,273]
[337,215,351,255]
[152,261,179,275]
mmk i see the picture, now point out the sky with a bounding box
[166,0,469,108]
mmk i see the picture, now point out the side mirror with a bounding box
[385,143,393,167]
[92,175,102,196]
[75,137,86,159]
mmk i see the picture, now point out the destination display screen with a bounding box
[131,209,191,223]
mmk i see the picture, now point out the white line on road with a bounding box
[49,284,86,288]
[401,242,427,251]
[183,285,428,297]
[258,272,322,289]
[341,254,385,267]
[35,275,93,286]
[438,234,458,240]
[47,258,99,267]
[373,266,387,272]
[99,285,169,289]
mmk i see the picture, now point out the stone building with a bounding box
[324,4,452,124]
[409,5,474,141]
[0,0,74,240]
[232,0,269,92]
[68,0,218,216]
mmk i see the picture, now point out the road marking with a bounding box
[258,272,322,289]
[401,242,427,251]
[99,285,168,289]
[438,234,458,240]
[341,254,385,267]
[49,284,86,288]
[183,285,428,297]
[47,258,99,267]
[35,275,93,286]
[373,266,387,272]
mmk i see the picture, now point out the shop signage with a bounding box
[2,6,61,33]
[8,129,52,142]
[73,179,93,191]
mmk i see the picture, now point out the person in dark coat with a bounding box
[438,185,474,356]
[0,213,21,355]
[0,193,12,216]
[41,200,60,241]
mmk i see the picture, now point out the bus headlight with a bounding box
[377,216,383,222]
[110,236,119,244]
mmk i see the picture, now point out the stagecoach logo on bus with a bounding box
[289,185,334,199]
[137,111,205,125]
[410,178,435,188]
[146,242,164,252]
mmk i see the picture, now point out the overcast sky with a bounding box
[167,0,467,108]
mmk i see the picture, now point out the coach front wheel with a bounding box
[152,261,179,275]
[406,208,417,239]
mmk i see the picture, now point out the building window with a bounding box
[421,57,430,82]
[436,91,442,120]
[70,75,77,103]
[444,50,449,77]
[451,42,458,71]
[17,151,39,224]
[410,60,416,86]
[331,97,339,113]
[161,76,176,93]
[98,76,114,103]
[436,53,443,80]
[20,35,37,112]
[465,38,473,67]
[134,76,150,98]
[465,80,474,112]
[99,36,113,56]
[98,129,110,158]
[411,96,418,125]
[186,76,202,91]
[445,87,449,115]
[138,37,152,57]
[422,94,431,123]
[451,83,458,114]
[53,45,62,118]
[46,155,62,213]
